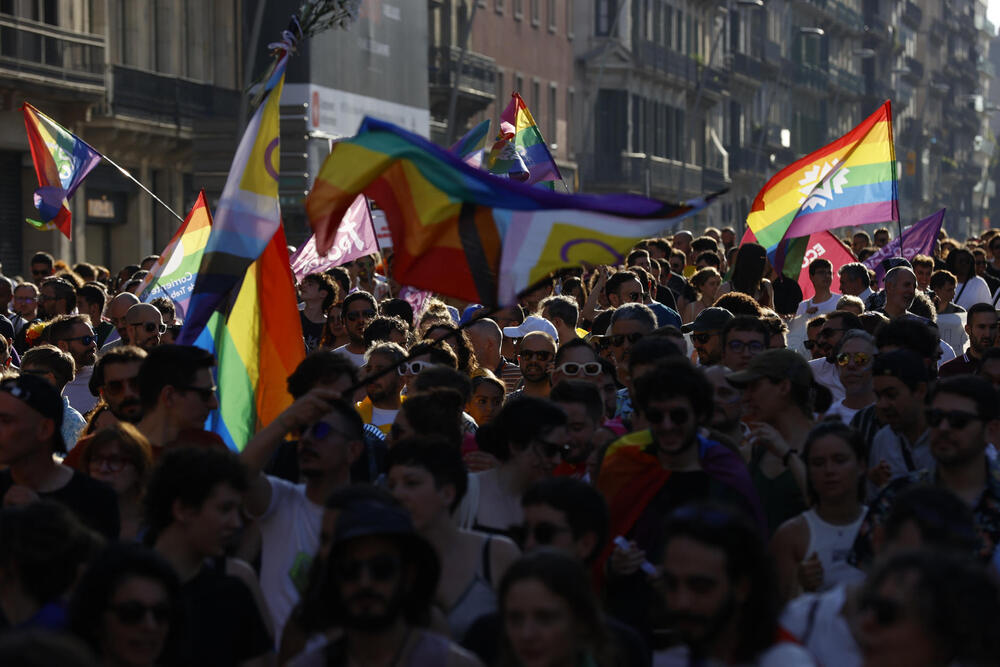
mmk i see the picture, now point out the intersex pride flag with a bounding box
[863,209,945,287]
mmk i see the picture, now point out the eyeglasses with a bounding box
[860,594,903,628]
[644,406,691,426]
[514,521,571,547]
[176,385,216,402]
[556,361,601,377]
[131,322,166,334]
[306,421,352,440]
[803,340,818,350]
[399,360,432,376]
[62,334,96,346]
[726,339,765,354]
[692,332,719,344]
[836,352,872,367]
[345,309,376,322]
[104,377,138,395]
[606,332,644,347]
[819,328,849,339]
[335,553,401,583]
[109,601,171,626]
[89,455,130,473]
[925,408,981,429]
[519,349,553,362]
[533,438,569,459]
[13,296,36,303]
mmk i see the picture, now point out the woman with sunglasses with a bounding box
[498,551,616,667]
[69,543,181,667]
[824,330,877,425]
[461,397,568,537]
[387,437,520,643]
[78,423,154,541]
[684,267,722,324]
[771,421,867,602]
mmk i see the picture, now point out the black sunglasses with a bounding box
[513,521,571,547]
[62,334,96,346]
[109,600,171,626]
[803,340,817,350]
[607,332,644,347]
[345,309,376,322]
[336,553,401,583]
[644,406,691,426]
[692,332,718,344]
[132,322,166,334]
[925,408,981,430]
[519,349,553,362]
[104,377,138,395]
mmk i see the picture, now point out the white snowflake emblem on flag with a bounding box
[797,159,850,210]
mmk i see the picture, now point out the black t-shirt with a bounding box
[0,468,119,539]
[177,559,273,667]
[300,312,326,354]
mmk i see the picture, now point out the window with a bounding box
[595,0,615,35]
[515,73,524,97]
[548,0,556,31]
[497,70,505,125]
[514,0,523,20]
[495,0,504,12]
[548,84,557,144]
[566,88,575,155]
[567,0,573,38]
[531,0,539,26]
[532,79,541,115]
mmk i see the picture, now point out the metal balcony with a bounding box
[903,55,924,81]
[792,62,828,92]
[635,41,699,84]
[830,1,865,32]
[733,52,764,79]
[977,58,995,78]
[830,66,865,95]
[428,45,497,118]
[0,14,104,95]
[580,151,703,198]
[108,66,240,126]
[901,1,922,28]
[701,66,729,96]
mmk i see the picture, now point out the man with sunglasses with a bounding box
[334,291,379,367]
[241,387,363,647]
[939,303,998,378]
[29,251,54,283]
[510,330,557,399]
[357,342,406,436]
[808,310,864,404]
[682,307,733,367]
[47,314,100,414]
[101,292,140,350]
[850,375,1000,571]
[124,303,164,351]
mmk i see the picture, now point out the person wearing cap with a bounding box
[0,374,119,539]
[727,349,812,535]
[502,314,559,348]
[867,350,933,500]
[287,499,483,667]
[683,307,734,367]
[508,331,557,400]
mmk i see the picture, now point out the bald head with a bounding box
[108,292,140,340]
[466,318,502,370]
[125,303,163,350]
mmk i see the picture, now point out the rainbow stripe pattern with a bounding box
[138,192,213,321]
[748,101,898,253]
[306,117,717,305]
[22,102,102,239]
[487,92,561,185]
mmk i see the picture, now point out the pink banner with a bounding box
[797,231,854,300]
[290,195,376,282]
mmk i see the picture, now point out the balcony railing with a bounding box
[901,1,923,27]
[0,14,104,92]
[793,63,828,91]
[830,1,865,31]
[109,66,240,126]
[580,151,703,197]
[830,66,865,94]
[903,55,924,80]
[978,58,995,77]
[733,52,764,79]
[428,46,497,99]
[635,41,698,83]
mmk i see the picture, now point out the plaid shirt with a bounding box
[848,455,1000,569]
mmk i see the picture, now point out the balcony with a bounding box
[830,1,865,32]
[978,58,995,78]
[863,15,890,40]
[702,166,730,192]
[108,66,240,127]
[958,13,976,36]
[764,40,783,63]
[793,63,828,92]
[903,55,924,81]
[428,45,497,121]
[580,151,703,199]
[0,14,104,95]
[733,53,764,80]
[635,41,698,84]
[830,66,865,95]
[901,1,923,28]
[701,66,730,96]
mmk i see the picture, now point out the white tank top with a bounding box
[803,508,867,591]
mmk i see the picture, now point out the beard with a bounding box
[110,399,143,423]
[666,591,738,655]
[367,384,397,404]
[339,584,406,632]
[521,364,548,383]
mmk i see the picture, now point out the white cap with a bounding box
[502,315,559,344]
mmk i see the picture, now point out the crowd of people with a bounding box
[1,223,1000,666]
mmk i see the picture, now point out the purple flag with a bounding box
[863,209,945,287]
[290,195,377,282]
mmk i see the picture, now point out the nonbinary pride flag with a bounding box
[22,102,102,239]
[748,101,898,253]
[306,117,719,306]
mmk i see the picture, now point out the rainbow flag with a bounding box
[450,119,491,160]
[487,92,561,185]
[185,224,304,451]
[22,103,102,239]
[748,101,898,253]
[178,47,287,345]
[306,117,719,305]
[137,192,212,321]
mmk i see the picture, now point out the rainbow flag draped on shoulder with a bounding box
[306,117,720,305]
[748,101,898,253]
[487,92,561,185]
[22,102,102,239]
[137,192,212,321]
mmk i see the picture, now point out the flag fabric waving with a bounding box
[177,37,290,345]
[289,195,378,282]
[748,101,898,254]
[22,102,102,239]
[863,209,945,287]
[797,231,856,300]
[487,92,561,185]
[184,224,304,451]
[306,117,719,305]
[450,119,491,159]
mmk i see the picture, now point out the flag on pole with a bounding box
[306,117,720,305]
[178,37,290,345]
[450,119,491,159]
[137,192,213,320]
[487,92,561,185]
[863,209,945,287]
[22,102,103,239]
[289,195,378,282]
[748,101,898,254]
[796,231,856,300]
[184,225,305,451]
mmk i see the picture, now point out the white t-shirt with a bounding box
[654,642,817,666]
[370,406,399,430]
[795,293,842,317]
[955,276,993,310]
[256,477,324,646]
[780,584,861,667]
[332,344,367,367]
[64,364,97,414]
[825,399,863,425]
[809,357,844,404]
